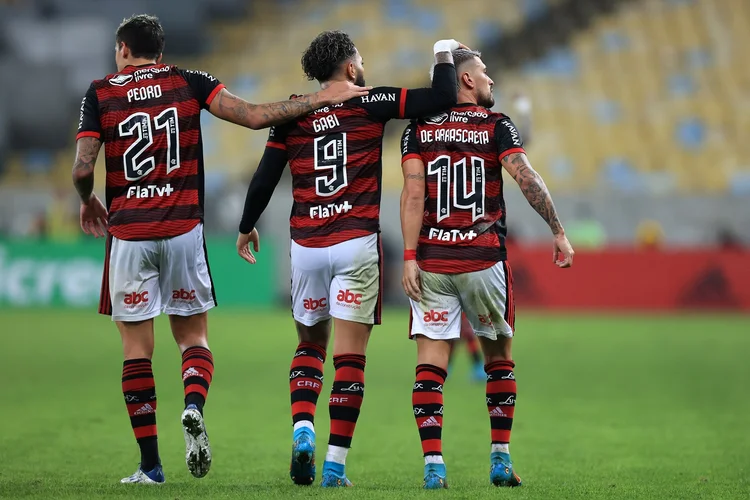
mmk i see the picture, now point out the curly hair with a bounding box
[301,31,357,82]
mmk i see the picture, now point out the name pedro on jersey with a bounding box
[127,85,162,102]
[420,128,490,144]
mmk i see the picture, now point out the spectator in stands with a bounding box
[635,219,664,250]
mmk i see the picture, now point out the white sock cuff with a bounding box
[294,421,314,434]
[491,443,510,454]
[325,445,349,465]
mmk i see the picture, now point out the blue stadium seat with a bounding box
[668,73,697,97]
[675,118,705,150]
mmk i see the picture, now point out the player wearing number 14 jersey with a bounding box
[71,15,368,485]
[399,49,575,489]
[237,31,461,487]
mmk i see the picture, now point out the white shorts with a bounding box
[409,261,515,341]
[290,234,382,327]
[100,223,216,322]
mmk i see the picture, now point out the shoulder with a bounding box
[175,67,216,79]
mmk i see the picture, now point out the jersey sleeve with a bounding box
[265,121,292,151]
[354,86,406,121]
[494,115,526,161]
[178,69,226,109]
[357,62,457,121]
[76,83,102,141]
[401,121,421,163]
[238,140,289,234]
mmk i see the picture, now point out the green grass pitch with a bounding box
[1,309,749,499]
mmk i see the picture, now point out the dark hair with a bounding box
[116,14,164,60]
[453,48,482,71]
[301,30,357,82]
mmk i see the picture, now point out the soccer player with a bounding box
[399,49,574,489]
[451,92,534,383]
[72,15,368,485]
[236,31,462,487]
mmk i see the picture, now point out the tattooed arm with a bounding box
[501,152,563,235]
[208,81,369,130]
[72,136,108,237]
[72,137,102,203]
[501,152,574,266]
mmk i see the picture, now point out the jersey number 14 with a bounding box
[427,155,486,222]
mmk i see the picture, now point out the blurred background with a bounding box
[0,0,748,311]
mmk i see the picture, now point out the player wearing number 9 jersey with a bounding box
[71,15,369,486]
[236,31,460,487]
[399,49,575,489]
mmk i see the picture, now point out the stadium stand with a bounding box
[0,0,748,197]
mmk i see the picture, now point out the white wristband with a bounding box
[433,39,460,55]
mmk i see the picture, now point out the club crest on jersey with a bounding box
[109,74,133,86]
[424,113,449,126]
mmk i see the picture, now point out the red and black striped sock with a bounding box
[327,354,366,457]
[182,346,214,414]
[413,364,447,461]
[122,358,160,471]
[485,360,516,448]
[290,342,326,427]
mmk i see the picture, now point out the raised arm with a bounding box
[210,80,369,130]
[358,40,459,121]
[398,43,458,118]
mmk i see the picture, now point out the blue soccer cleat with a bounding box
[423,462,448,489]
[489,451,522,487]
[472,361,486,383]
[320,461,353,487]
[120,463,165,484]
[290,427,316,485]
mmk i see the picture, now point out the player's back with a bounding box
[77,64,224,241]
[268,88,409,248]
[403,104,525,274]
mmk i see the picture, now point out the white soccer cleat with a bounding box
[120,464,165,484]
[182,405,212,478]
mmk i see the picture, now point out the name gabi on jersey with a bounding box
[361,93,396,103]
[127,85,162,103]
[310,201,353,219]
[313,114,340,133]
[127,184,174,199]
[428,228,478,242]
[420,128,490,145]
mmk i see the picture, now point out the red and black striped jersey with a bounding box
[76,63,224,241]
[238,63,458,248]
[401,104,525,274]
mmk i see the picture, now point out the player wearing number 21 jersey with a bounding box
[399,49,575,489]
[71,15,368,486]
[237,31,460,487]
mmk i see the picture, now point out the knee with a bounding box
[296,320,330,347]
[122,337,154,360]
[483,338,513,365]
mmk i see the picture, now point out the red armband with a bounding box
[404,249,417,261]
